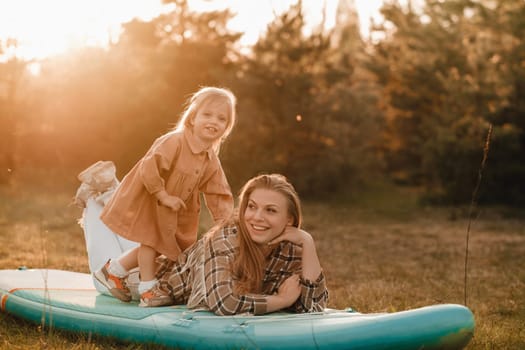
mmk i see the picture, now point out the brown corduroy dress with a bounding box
[100,129,233,260]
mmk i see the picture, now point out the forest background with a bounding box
[1,0,524,206]
[1,1,524,348]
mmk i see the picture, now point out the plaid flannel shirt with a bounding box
[155,224,328,315]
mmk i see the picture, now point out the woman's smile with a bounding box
[244,188,292,245]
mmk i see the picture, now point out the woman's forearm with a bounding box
[300,234,322,281]
[265,294,291,313]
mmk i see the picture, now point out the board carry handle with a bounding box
[223,322,254,335]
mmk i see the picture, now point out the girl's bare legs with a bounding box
[118,246,139,271]
[137,245,160,304]
[138,244,159,282]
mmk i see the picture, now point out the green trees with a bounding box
[1,0,524,205]
[481,1,525,205]
[223,1,383,195]
[367,0,525,204]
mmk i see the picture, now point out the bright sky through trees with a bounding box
[0,0,386,60]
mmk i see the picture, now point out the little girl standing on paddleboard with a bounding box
[94,86,236,306]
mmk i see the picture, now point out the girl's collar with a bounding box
[183,129,213,158]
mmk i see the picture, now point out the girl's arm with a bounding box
[155,190,186,211]
[200,167,234,222]
[138,134,179,194]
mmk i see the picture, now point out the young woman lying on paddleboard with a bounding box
[80,173,328,315]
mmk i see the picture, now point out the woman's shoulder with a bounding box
[212,222,239,242]
[207,222,239,253]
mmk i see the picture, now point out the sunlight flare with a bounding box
[0,0,391,60]
[0,0,170,59]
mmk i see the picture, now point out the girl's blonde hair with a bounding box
[232,174,302,293]
[173,86,237,153]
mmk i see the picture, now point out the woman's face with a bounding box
[244,188,293,245]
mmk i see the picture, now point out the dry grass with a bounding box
[0,177,524,349]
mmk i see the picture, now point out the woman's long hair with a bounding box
[232,174,302,293]
[172,86,237,154]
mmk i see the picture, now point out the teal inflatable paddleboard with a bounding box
[0,268,474,349]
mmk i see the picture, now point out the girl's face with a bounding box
[244,188,293,245]
[191,99,229,145]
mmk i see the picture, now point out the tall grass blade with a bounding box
[464,124,493,306]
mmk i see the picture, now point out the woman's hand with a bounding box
[268,226,313,247]
[156,191,187,211]
[266,274,301,312]
[277,274,301,303]
[269,226,322,283]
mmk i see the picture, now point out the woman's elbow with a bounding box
[207,293,239,316]
[209,303,237,316]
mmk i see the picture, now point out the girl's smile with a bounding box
[192,100,229,145]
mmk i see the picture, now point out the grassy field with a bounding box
[0,176,524,349]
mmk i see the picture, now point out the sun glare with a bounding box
[0,0,390,61]
[0,0,170,60]
[189,0,387,45]
[27,62,41,76]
